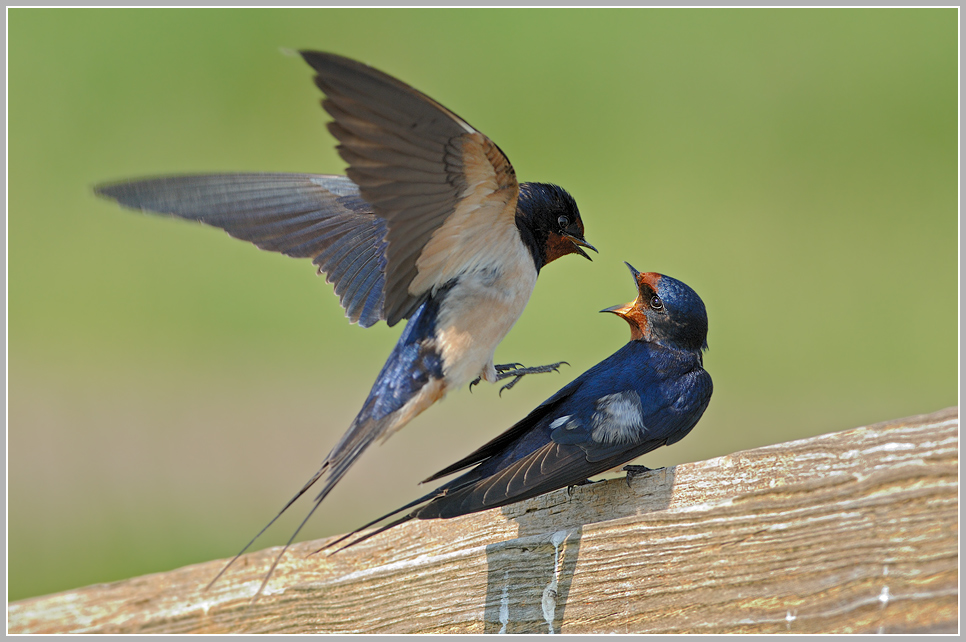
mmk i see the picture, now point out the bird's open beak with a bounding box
[566,235,598,261]
[600,262,642,317]
[623,261,641,280]
[600,301,635,318]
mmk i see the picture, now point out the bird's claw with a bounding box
[493,361,570,397]
[469,364,525,392]
[623,464,653,487]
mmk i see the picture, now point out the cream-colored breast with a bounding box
[433,235,538,388]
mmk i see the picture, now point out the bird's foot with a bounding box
[469,364,522,392]
[623,465,653,487]
[492,361,569,396]
[494,362,525,374]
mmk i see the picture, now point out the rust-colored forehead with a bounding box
[637,272,662,293]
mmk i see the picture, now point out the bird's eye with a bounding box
[557,215,570,228]
[650,295,664,310]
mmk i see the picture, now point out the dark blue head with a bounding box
[516,182,597,271]
[602,263,709,353]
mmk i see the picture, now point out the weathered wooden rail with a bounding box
[8,407,958,634]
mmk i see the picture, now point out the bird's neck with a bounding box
[632,338,705,367]
[513,182,552,272]
[513,216,546,273]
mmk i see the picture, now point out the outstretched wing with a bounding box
[95,173,388,328]
[301,51,521,326]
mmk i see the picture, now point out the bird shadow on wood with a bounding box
[482,466,676,633]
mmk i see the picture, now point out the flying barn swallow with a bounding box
[321,264,712,553]
[94,51,595,590]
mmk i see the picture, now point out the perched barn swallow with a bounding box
[94,51,595,590]
[322,263,712,553]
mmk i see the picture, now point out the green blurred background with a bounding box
[8,9,957,602]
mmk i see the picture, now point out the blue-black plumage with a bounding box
[324,264,712,552]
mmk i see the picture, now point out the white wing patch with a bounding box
[591,391,646,445]
[549,415,573,430]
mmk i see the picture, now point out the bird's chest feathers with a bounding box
[432,241,538,387]
[408,178,518,297]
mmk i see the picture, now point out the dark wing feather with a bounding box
[328,392,680,551]
[416,435,671,521]
[94,173,388,328]
[422,351,714,518]
[422,376,584,483]
[300,51,519,326]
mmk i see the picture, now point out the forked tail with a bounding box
[207,296,446,599]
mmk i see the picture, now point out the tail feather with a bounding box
[248,403,431,598]
[207,405,394,596]
[208,295,445,598]
[208,384,442,598]
[205,463,328,591]
[312,484,445,555]
[324,514,418,555]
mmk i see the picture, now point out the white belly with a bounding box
[433,242,538,389]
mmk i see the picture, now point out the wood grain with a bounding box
[8,407,958,634]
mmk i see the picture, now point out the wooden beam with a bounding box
[8,407,958,634]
